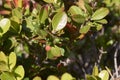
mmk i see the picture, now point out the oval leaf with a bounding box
[68,6,84,16]
[0,18,11,36]
[72,14,85,23]
[47,75,59,80]
[52,12,67,33]
[98,70,109,80]
[61,73,75,80]
[33,76,42,80]
[47,45,64,59]
[95,19,108,24]
[14,65,25,80]
[0,51,7,63]
[91,8,109,20]
[9,52,16,70]
[80,25,91,34]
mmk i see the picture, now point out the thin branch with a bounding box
[114,42,119,78]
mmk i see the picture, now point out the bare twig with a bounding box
[114,42,119,78]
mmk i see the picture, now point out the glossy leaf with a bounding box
[0,18,11,36]
[33,76,42,80]
[91,8,109,20]
[72,14,85,23]
[61,73,75,80]
[8,52,16,70]
[47,75,59,80]
[14,65,25,80]
[92,65,99,76]
[52,12,67,33]
[39,6,49,24]
[98,70,109,80]
[0,72,16,80]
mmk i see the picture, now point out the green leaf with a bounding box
[8,52,16,70]
[68,6,84,16]
[18,0,22,8]
[0,72,16,80]
[95,19,108,24]
[10,20,22,34]
[91,8,109,20]
[43,0,56,3]
[47,45,64,59]
[72,14,85,23]
[86,75,97,80]
[0,18,11,36]
[92,65,99,76]
[14,65,25,80]
[80,24,91,34]
[12,8,22,19]
[61,73,75,80]
[98,70,109,80]
[0,51,7,63]
[39,5,49,24]
[52,12,67,33]
[33,76,42,80]
[0,62,9,72]
[47,75,59,80]
[96,24,103,31]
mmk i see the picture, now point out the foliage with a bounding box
[0,0,120,80]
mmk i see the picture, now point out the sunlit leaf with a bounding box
[92,65,99,76]
[98,70,109,80]
[14,65,25,80]
[0,18,11,36]
[8,52,16,70]
[61,73,75,80]
[91,8,109,20]
[0,51,7,63]
[0,72,16,80]
[47,75,59,80]
[52,12,67,33]
[33,76,42,80]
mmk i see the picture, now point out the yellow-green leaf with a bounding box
[91,8,109,20]
[80,25,91,34]
[0,18,11,36]
[52,12,67,33]
[33,76,42,80]
[14,65,25,80]
[47,75,59,80]
[0,51,7,63]
[92,65,99,76]
[61,73,75,80]
[9,52,16,70]
[98,70,109,80]
[0,72,16,80]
